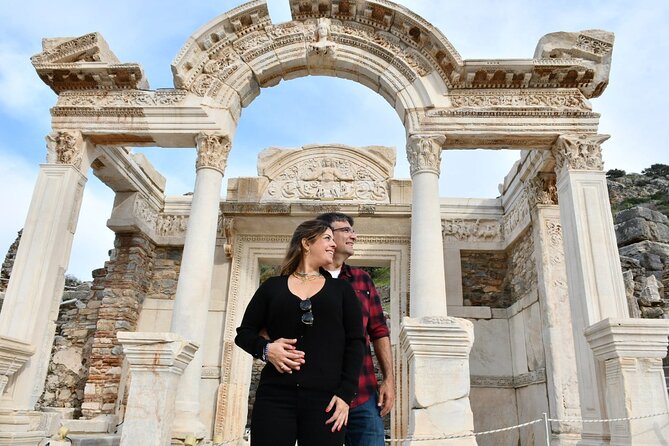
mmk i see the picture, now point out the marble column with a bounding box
[526,174,582,446]
[170,133,231,439]
[401,135,476,445]
[406,135,447,318]
[0,131,89,412]
[552,134,630,443]
[585,318,669,445]
[117,332,198,446]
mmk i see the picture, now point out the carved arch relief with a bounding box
[171,0,461,129]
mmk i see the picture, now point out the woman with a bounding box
[235,220,364,446]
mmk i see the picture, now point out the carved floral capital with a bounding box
[526,173,558,207]
[195,133,231,174]
[406,135,445,177]
[552,134,609,172]
[46,130,85,170]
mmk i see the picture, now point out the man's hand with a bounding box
[377,379,395,417]
[325,395,349,432]
[266,338,305,374]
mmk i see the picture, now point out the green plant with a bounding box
[606,168,626,179]
[641,163,669,178]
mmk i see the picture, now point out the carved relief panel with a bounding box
[257,144,395,203]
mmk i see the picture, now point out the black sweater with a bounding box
[235,275,365,403]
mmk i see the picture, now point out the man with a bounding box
[316,212,395,446]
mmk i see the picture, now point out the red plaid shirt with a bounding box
[336,263,390,408]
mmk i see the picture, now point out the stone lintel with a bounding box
[400,316,474,360]
[116,332,198,372]
[584,318,669,361]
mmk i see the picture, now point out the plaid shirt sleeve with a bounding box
[341,264,390,407]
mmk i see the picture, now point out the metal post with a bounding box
[543,412,551,446]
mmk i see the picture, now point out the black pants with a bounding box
[251,384,345,446]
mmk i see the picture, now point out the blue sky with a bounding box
[1,0,667,280]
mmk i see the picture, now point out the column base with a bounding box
[585,317,669,446]
[171,409,208,440]
[400,316,477,446]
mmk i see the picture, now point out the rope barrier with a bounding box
[548,411,669,423]
[386,418,544,441]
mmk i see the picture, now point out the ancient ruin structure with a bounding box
[1,0,668,445]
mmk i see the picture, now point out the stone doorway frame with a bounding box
[214,232,410,441]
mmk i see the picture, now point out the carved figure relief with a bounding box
[442,218,502,242]
[309,17,337,56]
[156,214,188,237]
[264,157,388,202]
[552,134,609,172]
[195,133,232,174]
[406,135,444,176]
[46,131,84,170]
[259,145,394,203]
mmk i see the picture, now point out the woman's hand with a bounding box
[325,395,349,432]
[266,338,305,374]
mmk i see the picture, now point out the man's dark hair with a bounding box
[316,212,354,226]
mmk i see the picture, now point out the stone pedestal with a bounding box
[585,318,669,446]
[117,332,198,446]
[400,316,476,446]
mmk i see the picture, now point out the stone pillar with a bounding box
[585,318,669,445]
[552,134,629,442]
[406,135,447,318]
[0,131,89,413]
[400,135,476,445]
[527,174,582,445]
[171,133,231,439]
[117,332,198,446]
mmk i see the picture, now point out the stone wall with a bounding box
[461,251,509,307]
[461,228,536,308]
[615,207,669,318]
[38,274,101,415]
[507,229,537,303]
[146,246,182,300]
[81,233,156,418]
[0,230,21,301]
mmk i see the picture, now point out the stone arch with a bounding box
[171,0,463,132]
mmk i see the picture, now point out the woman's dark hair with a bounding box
[280,220,333,275]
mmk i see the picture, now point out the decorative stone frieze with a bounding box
[46,131,85,170]
[441,218,502,242]
[55,90,186,108]
[525,173,558,207]
[470,368,547,388]
[552,133,609,172]
[502,187,531,239]
[449,89,591,110]
[195,133,231,174]
[406,135,443,177]
[257,145,394,202]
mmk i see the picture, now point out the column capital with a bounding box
[406,134,444,177]
[45,130,85,170]
[195,133,231,174]
[525,172,558,208]
[552,133,609,173]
